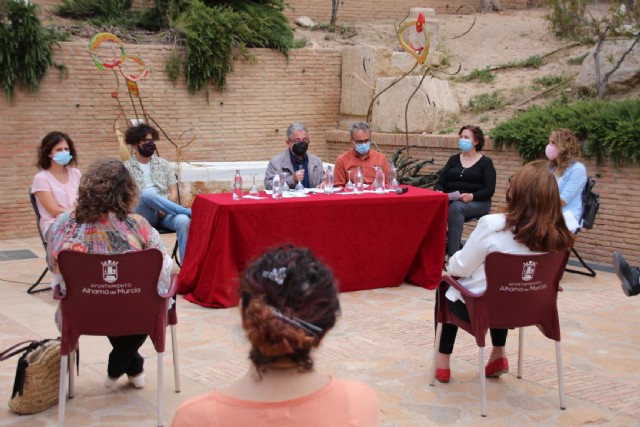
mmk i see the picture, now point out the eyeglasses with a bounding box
[288,139,310,144]
[353,139,371,145]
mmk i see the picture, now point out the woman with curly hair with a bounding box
[47,158,173,389]
[546,128,587,231]
[31,131,81,237]
[171,245,380,427]
[434,161,575,383]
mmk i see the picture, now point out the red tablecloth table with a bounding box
[177,186,448,308]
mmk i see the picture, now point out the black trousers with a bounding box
[107,334,148,378]
[435,294,508,355]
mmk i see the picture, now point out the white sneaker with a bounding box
[128,371,145,389]
[104,376,119,388]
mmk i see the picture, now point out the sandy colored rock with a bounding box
[371,76,459,133]
[576,39,640,94]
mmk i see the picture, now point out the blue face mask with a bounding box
[459,138,473,153]
[355,142,370,155]
[52,151,73,166]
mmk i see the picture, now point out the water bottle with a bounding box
[324,166,334,194]
[355,166,364,194]
[272,172,281,199]
[375,165,385,194]
[389,163,399,190]
[232,170,243,200]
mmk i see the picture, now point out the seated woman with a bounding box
[171,245,380,427]
[47,158,173,389]
[545,128,587,231]
[434,160,575,383]
[31,131,81,238]
[434,125,496,257]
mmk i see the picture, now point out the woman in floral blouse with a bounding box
[47,158,173,389]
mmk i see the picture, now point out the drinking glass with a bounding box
[281,172,291,192]
[345,170,354,193]
[295,166,305,192]
[249,175,259,196]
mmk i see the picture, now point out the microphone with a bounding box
[395,187,408,195]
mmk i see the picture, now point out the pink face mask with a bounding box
[545,143,559,161]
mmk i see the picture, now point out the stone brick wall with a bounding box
[285,0,531,23]
[326,131,640,268]
[0,43,342,240]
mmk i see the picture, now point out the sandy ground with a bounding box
[294,7,637,129]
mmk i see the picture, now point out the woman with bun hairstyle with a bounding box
[171,245,380,427]
[31,131,81,237]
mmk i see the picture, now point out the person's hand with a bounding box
[157,211,166,219]
[317,181,326,189]
[294,169,305,182]
[460,193,474,203]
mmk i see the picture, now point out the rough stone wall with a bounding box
[326,131,640,267]
[32,0,532,21]
[0,43,342,240]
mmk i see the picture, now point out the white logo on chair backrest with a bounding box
[101,260,119,283]
[521,261,537,281]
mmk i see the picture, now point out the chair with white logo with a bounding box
[430,251,570,416]
[55,248,180,427]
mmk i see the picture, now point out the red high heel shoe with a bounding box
[485,357,509,378]
[435,368,451,383]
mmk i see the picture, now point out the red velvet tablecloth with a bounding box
[177,186,448,308]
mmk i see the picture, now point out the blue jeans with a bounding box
[135,188,191,262]
[447,199,491,257]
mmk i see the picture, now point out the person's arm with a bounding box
[34,191,67,217]
[333,155,346,187]
[559,162,587,206]
[470,157,497,201]
[263,159,278,190]
[167,184,179,204]
[434,156,454,192]
[448,216,493,280]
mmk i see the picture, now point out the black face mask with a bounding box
[291,141,309,157]
[137,141,156,158]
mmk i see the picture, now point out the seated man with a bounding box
[264,123,325,190]
[333,121,389,187]
[124,124,191,262]
[613,252,640,297]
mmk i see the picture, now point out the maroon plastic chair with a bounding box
[430,251,570,416]
[55,249,180,427]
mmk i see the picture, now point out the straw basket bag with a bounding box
[0,338,60,415]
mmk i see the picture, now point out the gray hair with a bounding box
[349,121,371,138]
[286,123,309,140]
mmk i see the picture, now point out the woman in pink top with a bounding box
[171,245,380,427]
[31,132,81,237]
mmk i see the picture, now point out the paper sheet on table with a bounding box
[243,195,268,200]
[282,191,309,198]
[307,187,343,194]
[448,191,461,201]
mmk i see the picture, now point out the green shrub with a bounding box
[489,98,640,166]
[467,91,505,113]
[458,68,495,83]
[0,0,67,101]
[567,53,588,65]
[57,0,133,26]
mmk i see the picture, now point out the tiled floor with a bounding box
[1,236,638,426]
